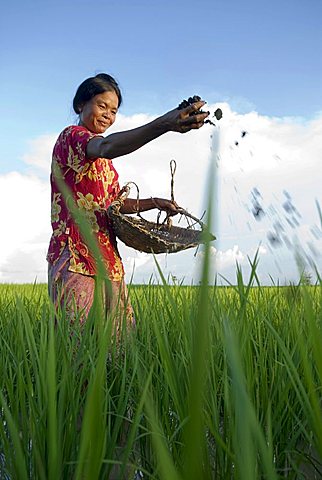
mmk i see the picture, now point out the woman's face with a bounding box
[79,90,119,134]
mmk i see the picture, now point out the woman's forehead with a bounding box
[94,90,119,106]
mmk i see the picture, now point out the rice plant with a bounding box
[0,271,321,479]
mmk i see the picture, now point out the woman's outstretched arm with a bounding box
[87,101,209,159]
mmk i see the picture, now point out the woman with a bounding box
[47,73,209,331]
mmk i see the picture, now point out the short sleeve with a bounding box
[53,126,97,173]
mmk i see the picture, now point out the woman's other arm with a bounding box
[120,198,180,216]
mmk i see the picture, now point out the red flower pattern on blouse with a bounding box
[47,125,124,281]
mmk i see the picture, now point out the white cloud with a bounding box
[1,244,49,284]
[197,245,245,269]
[213,103,322,282]
[0,106,321,284]
[22,134,57,177]
[0,171,51,283]
[214,245,245,269]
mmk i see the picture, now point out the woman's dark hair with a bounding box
[73,73,122,114]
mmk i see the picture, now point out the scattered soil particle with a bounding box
[214,108,223,120]
[267,231,282,247]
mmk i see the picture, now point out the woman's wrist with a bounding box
[150,115,170,135]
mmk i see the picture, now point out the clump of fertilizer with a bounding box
[177,95,223,126]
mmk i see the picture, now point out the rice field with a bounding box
[0,263,321,479]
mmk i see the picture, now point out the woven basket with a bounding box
[108,196,215,254]
[107,161,215,254]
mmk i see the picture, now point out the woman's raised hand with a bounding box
[161,100,210,133]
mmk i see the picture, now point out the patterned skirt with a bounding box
[48,246,135,336]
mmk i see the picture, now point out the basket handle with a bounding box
[168,159,206,230]
[170,159,176,203]
[111,181,142,217]
[111,162,207,231]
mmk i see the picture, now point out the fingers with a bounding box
[179,112,209,132]
[168,201,182,216]
[178,100,209,132]
[185,100,207,114]
[154,198,181,215]
[177,96,204,111]
[186,109,209,124]
[179,101,208,120]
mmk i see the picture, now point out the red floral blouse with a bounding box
[47,125,124,281]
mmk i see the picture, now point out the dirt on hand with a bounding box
[177,95,223,126]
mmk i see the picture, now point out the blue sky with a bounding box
[0,0,321,283]
[1,0,321,172]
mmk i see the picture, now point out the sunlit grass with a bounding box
[0,276,321,479]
